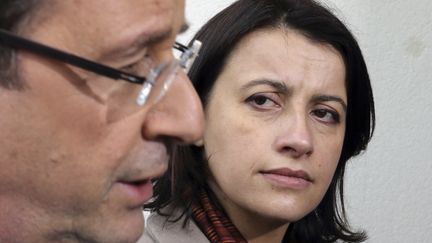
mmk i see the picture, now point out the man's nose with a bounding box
[140,70,204,144]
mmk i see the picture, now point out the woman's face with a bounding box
[204,28,347,230]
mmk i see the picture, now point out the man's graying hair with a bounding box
[0,0,39,89]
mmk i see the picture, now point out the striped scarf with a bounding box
[191,190,247,243]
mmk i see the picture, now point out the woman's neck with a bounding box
[209,182,290,243]
[227,207,290,243]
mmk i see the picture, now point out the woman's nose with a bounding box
[273,113,313,158]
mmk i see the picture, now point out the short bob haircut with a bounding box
[146,0,375,242]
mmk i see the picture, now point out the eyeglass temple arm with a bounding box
[0,29,145,84]
[175,40,202,71]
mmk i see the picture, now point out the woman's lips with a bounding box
[261,168,312,189]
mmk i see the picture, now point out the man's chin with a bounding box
[83,209,145,243]
[115,210,146,243]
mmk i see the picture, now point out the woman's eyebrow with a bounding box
[240,79,290,94]
[312,94,347,111]
[240,80,347,110]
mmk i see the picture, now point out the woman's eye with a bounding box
[312,109,340,124]
[245,94,280,109]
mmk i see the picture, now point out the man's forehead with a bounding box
[34,0,187,56]
[102,18,188,59]
[44,0,184,30]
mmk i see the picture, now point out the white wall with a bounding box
[182,1,432,242]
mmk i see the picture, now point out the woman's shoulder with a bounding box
[138,207,209,243]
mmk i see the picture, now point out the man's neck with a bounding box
[0,197,58,243]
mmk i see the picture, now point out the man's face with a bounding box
[0,0,203,242]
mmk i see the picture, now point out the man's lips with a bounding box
[117,166,168,207]
[260,167,312,189]
[118,179,153,207]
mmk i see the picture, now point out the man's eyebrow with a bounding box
[138,22,188,48]
[179,22,190,34]
[143,29,172,47]
[104,26,176,59]
[312,94,347,112]
[240,79,290,94]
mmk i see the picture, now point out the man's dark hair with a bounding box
[0,0,39,89]
[146,0,375,242]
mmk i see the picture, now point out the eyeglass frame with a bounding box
[0,29,201,106]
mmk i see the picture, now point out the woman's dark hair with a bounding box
[0,0,40,89]
[146,0,375,242]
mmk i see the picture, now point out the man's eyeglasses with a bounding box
[0,29,201,120]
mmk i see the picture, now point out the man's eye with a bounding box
[122,63,137,73]
[122,54,153,76]
[245,94,280,109]
[312,109,340,124]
